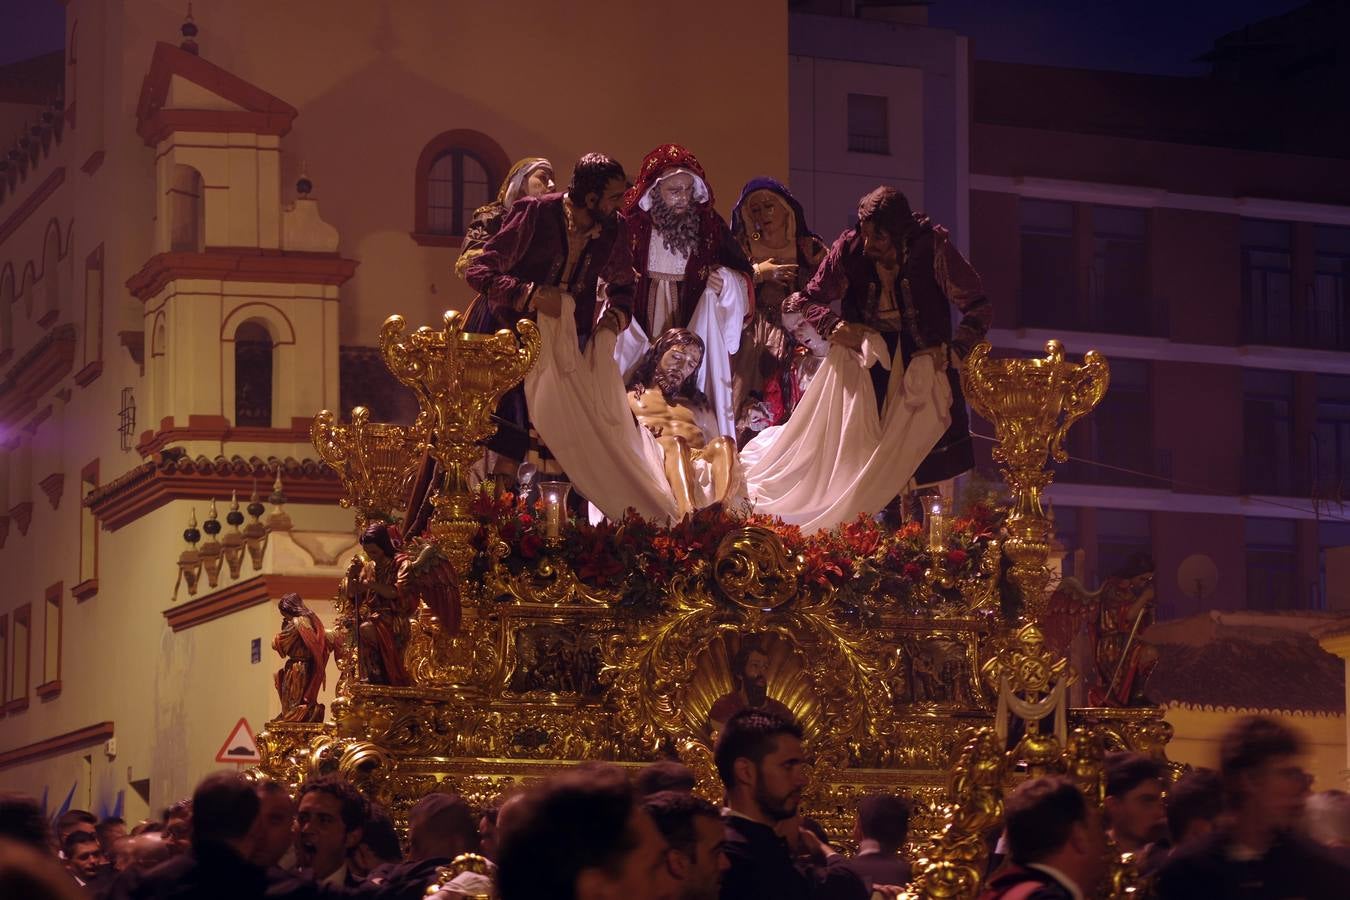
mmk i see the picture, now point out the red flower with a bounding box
[896,522,923,540]
[902,562,924,582]
[519,533,543,559]
[519,512,534,528]
[947,548,969,566]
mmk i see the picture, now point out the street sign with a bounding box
[214,717,261,765]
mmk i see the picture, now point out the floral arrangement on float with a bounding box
[464,481,1009,619]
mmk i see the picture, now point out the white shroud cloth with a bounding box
[614,266,749,439]
[739,335,953,533]
[525,297,678,523]
[529,297,951,532]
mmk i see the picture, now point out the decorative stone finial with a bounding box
[181,3,200,54]
[183,508,201,546]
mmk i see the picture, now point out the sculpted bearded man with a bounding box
[626,328,737,518]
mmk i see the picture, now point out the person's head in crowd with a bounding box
[109,836,133,872]
[129,820,163,837]
[478,803,501,862]
[247,781,295,868]
[296,775,366,881]
[1219,715,1310,839]
[54,810,97,849]
[407,792,477,862]
[192,772,261,857]
[118,833,175,874]
[0,838,87,900]
[1305,790,1350,848]
[494,791,531,847]
[636,761,698,797]
[854,793,911,855]
[0,793,52,852]
[714,709,808,823]
[61,831,106,882]
[1004,776,1108,896]
[350,805,402,879]
[162,799,192,852]
[1104,752,1168,852]
[496,764,675,900]
[643,791,726,900]
[1165,768,1223,847]
[94,817,126,854]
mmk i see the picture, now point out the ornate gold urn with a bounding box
[961,340,1109,618]
[311,405,425,530]
[378,311,540,574]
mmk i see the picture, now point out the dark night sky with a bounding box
[0,0,1316,73]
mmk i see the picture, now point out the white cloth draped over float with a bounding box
[526,295,952,533]
[738,336,952,533]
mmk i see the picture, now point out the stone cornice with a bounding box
[126,248,357,301]
[163,574,336,632]
[85,451,342,532]
[0,722,115,770]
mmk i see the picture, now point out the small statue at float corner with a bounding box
[273,592,333,723]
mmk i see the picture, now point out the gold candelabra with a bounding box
[311,405,426,530]
[961,340,1109,620]
[378,311,539,574]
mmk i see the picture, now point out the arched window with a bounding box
[233,320,274,427]
[169,164,204,252]
[411,129,509,247]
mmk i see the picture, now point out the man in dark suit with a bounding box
[840,794,912,891]
[715,710,865,900]
[978,777,1107,900]
[371,793,480,897]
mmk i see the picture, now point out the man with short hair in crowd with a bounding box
[1154,766,1222,872]
[349,804,403,882]
[161,801,191,855]
[56,810,99,849]
[978,776,1108,900]
[841,794,912,892]
[97,818,128,855]
[644,791,727,900]
[714,709,864,900]
[376,792,479,895]
[295,774,367,888]
[495,763,677,900]
[63,830,109,888]
[637,760,699,797]
[1102,752,1168,855]
[247,781,295,870]
[1155,714,1350,898]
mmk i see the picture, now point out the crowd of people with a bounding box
[2,711,1349,899]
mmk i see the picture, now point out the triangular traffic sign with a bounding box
[214,717,260,765]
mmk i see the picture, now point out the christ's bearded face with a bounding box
[654,341,702,397]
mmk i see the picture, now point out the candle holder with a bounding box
[539,481,572,547]
[927,495,951,553]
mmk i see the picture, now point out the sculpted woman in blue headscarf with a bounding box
[729,178,827,442]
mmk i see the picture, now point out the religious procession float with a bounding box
[251,320,1167,899]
